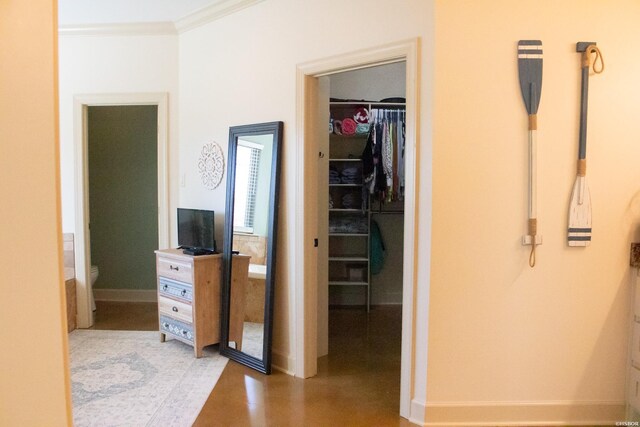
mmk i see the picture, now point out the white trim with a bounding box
[421,400,625,427]
[295,38,422,422]
[93,289,158,303]
[410,398,427,426]
[58,0,264,36]
[270,349,294,376]
[59,22,177,37]
[175,0,265,33]
[73,93,170,328]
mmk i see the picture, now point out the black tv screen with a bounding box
[177,208,216,252]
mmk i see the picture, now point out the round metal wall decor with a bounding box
[198,141,224,190]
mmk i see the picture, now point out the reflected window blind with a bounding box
[244,148,261,229]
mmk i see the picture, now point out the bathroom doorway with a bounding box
[73,93,169,329]
[87,105,158,329]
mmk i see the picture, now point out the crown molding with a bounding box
[175,0,265,33]
[58,0,264,37]
[58,22,177,37]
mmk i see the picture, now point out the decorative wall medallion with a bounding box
[198,142,224,190]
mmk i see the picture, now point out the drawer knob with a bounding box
[163,322,169,328]
[181,289,187,296]
[172,306,178,312]
[162,285,168,291]
[170,265,179,271]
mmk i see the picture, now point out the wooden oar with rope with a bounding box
[568,42,604,247]
[518,40,543,267]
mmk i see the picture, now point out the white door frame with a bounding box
[294,39,421,419]
[73,93,169,328]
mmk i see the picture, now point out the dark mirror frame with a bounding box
[220,121,283,374]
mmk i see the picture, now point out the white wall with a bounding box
[329,61,406,101]
[58,33,179,245]
[178,0,434,415]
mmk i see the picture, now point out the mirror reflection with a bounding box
[221,121,282,374]
[228,135,273,359]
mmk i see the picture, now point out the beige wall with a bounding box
[428,0,640,423]
[0,1,71,425]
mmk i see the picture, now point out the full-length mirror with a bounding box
[220,121,282,374]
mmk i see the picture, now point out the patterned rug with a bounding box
[69,330,228,427]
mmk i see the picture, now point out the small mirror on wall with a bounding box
[220,121,283,374]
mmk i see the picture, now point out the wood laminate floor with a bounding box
[88,302,411,426]
[90,301,158,331]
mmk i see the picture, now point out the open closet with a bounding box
[324,62,406,311]
[315,62,407,413]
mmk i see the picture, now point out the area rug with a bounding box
[68,330,228,427]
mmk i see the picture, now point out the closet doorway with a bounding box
[322,61,407,414]
[295,38,422,420]
[73,94,169,329]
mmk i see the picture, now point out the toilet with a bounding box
[90,265,99,311]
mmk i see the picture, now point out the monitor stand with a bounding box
[180,247,215,256]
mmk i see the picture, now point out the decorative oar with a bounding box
[518,40,543,267]
[568,42,604,247]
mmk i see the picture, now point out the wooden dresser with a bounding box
[155,249,222,357]
[155,249,249,358]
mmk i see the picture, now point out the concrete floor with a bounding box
[90,302,412,426]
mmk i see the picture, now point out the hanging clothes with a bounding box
[362,107,406,204]
[373,122,386,196]
[396,112,405,200]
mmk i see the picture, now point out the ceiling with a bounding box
[58,0,223,26]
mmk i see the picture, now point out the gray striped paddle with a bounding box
[568,42,604,247]
[518,40,543,267]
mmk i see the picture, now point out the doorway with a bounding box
[295,39,422,420]
[73,93,169,328]
[321,64,407,404]
[87,105,158,328]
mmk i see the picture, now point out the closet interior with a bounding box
[325,62,406,311]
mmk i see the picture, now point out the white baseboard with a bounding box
[93,289,157,303]
[271,348,294,375]
[409,398,427,425]
[420,400,625,426]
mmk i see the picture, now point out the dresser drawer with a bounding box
[159,315,194,343]
[157,256,193,283]
[159,296,193,324]
[158,277,193,303]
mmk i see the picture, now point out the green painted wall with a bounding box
[89,105,158,291]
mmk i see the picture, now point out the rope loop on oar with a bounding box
[529,243,536,268]
[528,218,537,267]
[586,44,604,74]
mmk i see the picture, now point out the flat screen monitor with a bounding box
[177,208,216,252]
